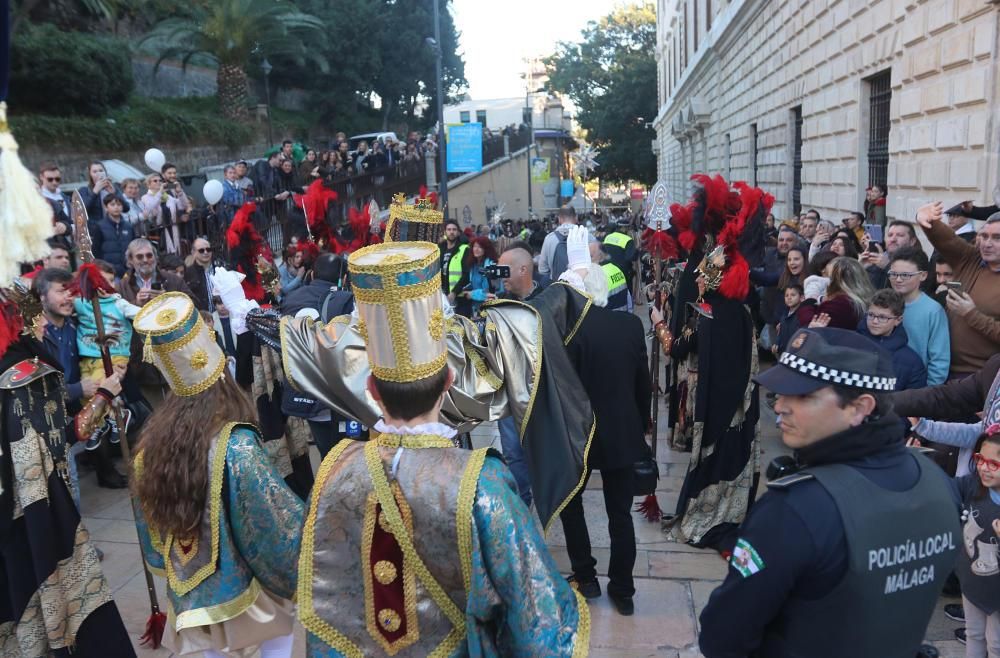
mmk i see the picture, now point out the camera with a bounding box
[482,264,511,280]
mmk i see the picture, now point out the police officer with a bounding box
[699,328,959,658]
[590,242,630,312]
[602,217,637,290]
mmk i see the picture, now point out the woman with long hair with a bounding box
[131,293,302,658]
[454,236,499,317]
[777,245,808,290]
[78,160,131,220]
[827,229,861,259]
[797,256,874,329]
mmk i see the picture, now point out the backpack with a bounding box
[550,230,569,281]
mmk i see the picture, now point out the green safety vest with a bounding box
[447,244,469,290]
[602,262,628,309]
[603,232,633,250]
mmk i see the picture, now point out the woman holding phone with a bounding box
[77,161,130,220]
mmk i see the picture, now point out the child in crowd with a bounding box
[955,427,1000,657]
[856,289,926,391]
[772,283,804,356]
[73,260,141,448]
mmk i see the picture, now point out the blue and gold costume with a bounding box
[296,240,589,657]
[131,293,304,655]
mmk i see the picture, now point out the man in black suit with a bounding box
[184,237,217,311]
[559,260,651,616]
[38,163,73,253]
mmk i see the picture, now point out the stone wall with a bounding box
[654,0,1000,222]
[23,141,271,184]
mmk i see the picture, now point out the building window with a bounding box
[867,70,891,192]
[459,111,470,123]
[725,133,731,181]
[693,0,699,52]
[682,3,688,70]
[476,110,487,125]
[707,0,712,30]
[750,123,759,186]
[791,107,803,216]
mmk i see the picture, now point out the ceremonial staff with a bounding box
[71,191,167,648]
[635,182,677,522]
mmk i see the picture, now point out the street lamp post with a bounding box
[524,92,533,216]
[429,0,448,218]
[261,58,274,147]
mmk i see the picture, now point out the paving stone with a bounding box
[586,578,697,652]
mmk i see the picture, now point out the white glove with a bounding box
[211,267,258,334]
[566,224,591,273]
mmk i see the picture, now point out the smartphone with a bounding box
[151,280,164,291]
[863,223,884,243]
[945,281,964,294]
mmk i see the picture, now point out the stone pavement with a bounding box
[79,381,966,657]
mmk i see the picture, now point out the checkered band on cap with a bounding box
[778,352,896,391]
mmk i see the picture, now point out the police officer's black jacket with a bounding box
[699,412,960,658]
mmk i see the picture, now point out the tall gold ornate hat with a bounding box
[133,292,226,396]
[348,241,447,383]
[385,193,444,243]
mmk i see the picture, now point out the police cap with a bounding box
[754,328,896,395]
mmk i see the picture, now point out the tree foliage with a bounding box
[289,0,466,132]
[545,3,657,185]
[10,22,134,117]
[139,0,328,120]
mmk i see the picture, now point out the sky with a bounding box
[451,0,628,100]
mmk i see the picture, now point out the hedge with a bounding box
[10,23,134,117]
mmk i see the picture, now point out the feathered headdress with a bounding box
[294,179,338,248]
[226,203,270,302]
[677,174,772,301]
[416,185,439,209]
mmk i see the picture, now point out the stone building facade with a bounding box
[653,0,1000,223]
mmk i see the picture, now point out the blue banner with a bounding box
[560,179,575,198]
[446,123,483,173]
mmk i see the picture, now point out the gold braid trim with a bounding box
[133,291,196,336]
[374,434,455,449]
[456,449,488,595]
[172,579,262,631]
[463,341,503,392]
[363,441,466,635]
[571,589,592,658]
[543,413,596,536]
[352,276,441,305]
[371,354,448,384]
[561,286,593,346]
[362,488,419,654]
[297,439,364,657]
[159,347,226,397]
[347,241,439,277]
[152,314,204,354]
[163,422,239,596]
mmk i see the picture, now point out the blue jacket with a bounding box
[856,321,927,391]
[92,215,134,276]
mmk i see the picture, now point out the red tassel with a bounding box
[139,611,167,649]
[226,202,260,250]
[634,494,662,522]
[641,229,678,260]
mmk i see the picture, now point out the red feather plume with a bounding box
[0,300,23,360]
[295,180,338,247]
[641,228,678,260]
[227,202,260,250]
[297,240,320,264]
[72,263,116,299]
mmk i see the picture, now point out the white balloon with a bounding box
[144,148,166,172]
[203,179,224,205]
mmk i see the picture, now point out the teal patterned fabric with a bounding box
[305,455,583,657]
[134,427,304,624]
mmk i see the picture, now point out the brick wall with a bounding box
[654,0,1000,222]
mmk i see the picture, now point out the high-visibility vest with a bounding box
[447,244,469,290]
[603,231,633,250]
[602,262,628,311]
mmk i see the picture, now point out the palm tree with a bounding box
[140,0,326,121]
